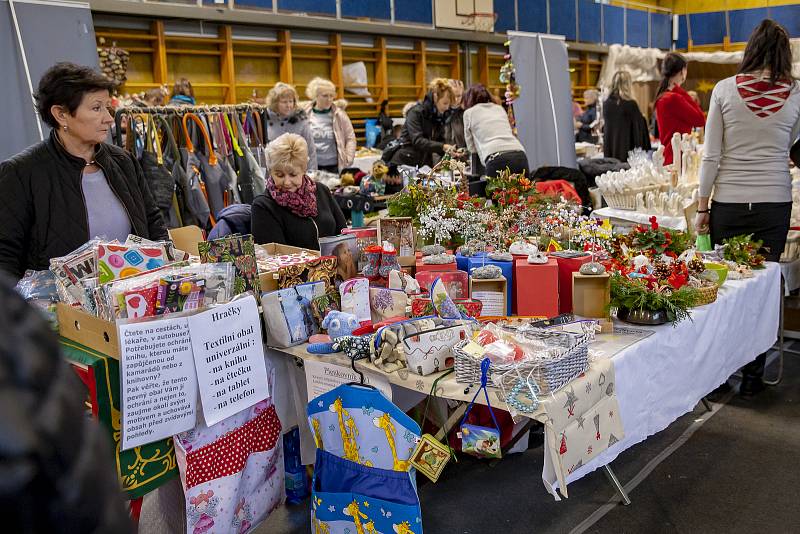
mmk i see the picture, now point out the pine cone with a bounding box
[653,262,671,280]
[688,257,705,274]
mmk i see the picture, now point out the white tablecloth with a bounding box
[549,262,781,496]
[593,207,687,231]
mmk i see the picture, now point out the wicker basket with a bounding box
[602,184,661,211]
[693,284,719,306]
[453,328,590,395]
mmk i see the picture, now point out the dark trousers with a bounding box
[318,164,339,174]
[484,150,529,178]
[710,200,792,379]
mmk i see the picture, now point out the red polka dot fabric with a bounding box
[185,405,282,489]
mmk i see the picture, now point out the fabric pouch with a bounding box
[369,287,408,323]
[279,256,338,296]
[458,358,502,459]
[261,281,325,347]
[311,292,340,325]
[402,321,470,376]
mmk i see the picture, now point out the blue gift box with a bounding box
[456,251,484,273]
[467,255,513,315]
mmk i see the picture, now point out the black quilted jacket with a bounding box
[0,130,168,280]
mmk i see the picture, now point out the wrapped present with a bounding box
[514,257,559,317]
[553,253,592,314]
[199,234,260,295]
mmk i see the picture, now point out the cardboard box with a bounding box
[377,217,416,267]
[256,243,320,293]
[554,254,592,314]
[467,256,513,314]
[57,303,119,359]
[470,276,508,317]
[168,225,205,257]
[415,257,457,274]
[514,257,559,317]
[572,272,611,319]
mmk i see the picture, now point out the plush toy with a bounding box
[372,329,407,373]
[388,269,421,295]
[321,310,360,339]
[340,172,355,187]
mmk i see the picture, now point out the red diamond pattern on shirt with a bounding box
[185,404,282,489]
[736,74,792,118]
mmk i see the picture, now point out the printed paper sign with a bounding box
[188,295,269,426]
[120,316,197,450]
[304,359,392,402]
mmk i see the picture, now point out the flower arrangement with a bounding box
[722,234,766,269]
[485,169,536,208]
[609,274,699,324]
[627,216,692,256]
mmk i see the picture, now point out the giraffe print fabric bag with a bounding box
[307,384,423,533]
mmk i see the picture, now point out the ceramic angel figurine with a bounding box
[671,132,682,175]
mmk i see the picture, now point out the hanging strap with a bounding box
[459,358,501,432]
[158,115,182,165]
[245,110,263,147]
[420,369,458,461]
[113,109,127,147]
[127,115,146,158]
[223,112,243,157]
[251,109,265,146]
[145,114,164,165]
[182,113,217,165]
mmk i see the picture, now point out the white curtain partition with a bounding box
[598,41,800,89]
[508,31,577,170]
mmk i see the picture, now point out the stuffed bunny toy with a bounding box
[307,311,361,355]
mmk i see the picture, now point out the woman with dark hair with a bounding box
[169,77,195,106]
[0,62,168,280]
[462,83,528,178]
[696,19,800,397]
[653,52,706,165]
[389,78,461,167]
[603,71,651,162]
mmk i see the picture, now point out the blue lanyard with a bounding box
[460,358,501,431]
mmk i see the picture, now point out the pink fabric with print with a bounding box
[267,175,318,218]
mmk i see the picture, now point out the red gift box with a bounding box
[514,257,559,317]
[554,254,592,314]
[415,257,457,273]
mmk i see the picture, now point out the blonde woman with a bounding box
[602,71,651,162]
[264,82,317,170]
[300,77,356,173]
[251,133,345,249]
[389,78,460,167]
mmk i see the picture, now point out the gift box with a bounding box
[514,257,559,317]
[256,243,320,292]
[554,254,592,314]
[415,257,457,274]
[467,257,513,315]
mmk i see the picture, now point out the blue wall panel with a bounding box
[494,0,516,33]
[676,14,688,49]
[578,0,601,43]
[395,0,433,24]
[233,0,272,8]
[626,8,648,48]
[770,4,800,38]
[729,8,767,43]
[688,11,726,45]
[278,0,335,15]
[650,12,671,49]
[341,0,390,20]
[603,5,624,45]
[549,0,576,40]
[518,0,547,33]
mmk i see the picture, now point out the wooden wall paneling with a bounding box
[375,37,389,103]
[279,30,294,85]
[477,45,489,86]
[450,43,461,80]
[414,40,427,99]
[330,33,344,98]
[152,21,168,85]
[220,26,236,104]
[232,39,281,102]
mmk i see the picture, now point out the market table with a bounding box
[592,206,688,231]
[264,263,780,500]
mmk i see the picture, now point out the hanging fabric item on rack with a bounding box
[308,383,424,533]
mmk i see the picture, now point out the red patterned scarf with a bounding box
[267,175,318,218]
[736,74,792,118]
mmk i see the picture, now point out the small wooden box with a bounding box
[572,272,611,319]
[377,217,416,267]
[470,276,508,317]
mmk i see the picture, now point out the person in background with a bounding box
[264,82,317,171]
[0,62,168,281]
[695,19,800,397]
[603,71,651,162]
[687,90,703,110]
[389,78,460,167]
[445,78,466,150]
[302,77,356,174]
[654,52,706,165]
[572,100,584,118]
[575,89,599,143]
[168,77,195,106]
[251,133,345,250]
[0,275,130,533]
[462,83,529,178]
[143,88,165,106]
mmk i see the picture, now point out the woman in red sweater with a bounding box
[654,53,706,165]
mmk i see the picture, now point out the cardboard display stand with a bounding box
[554,254,592,314]
[470,276,508,317]
[572,272,611,319]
